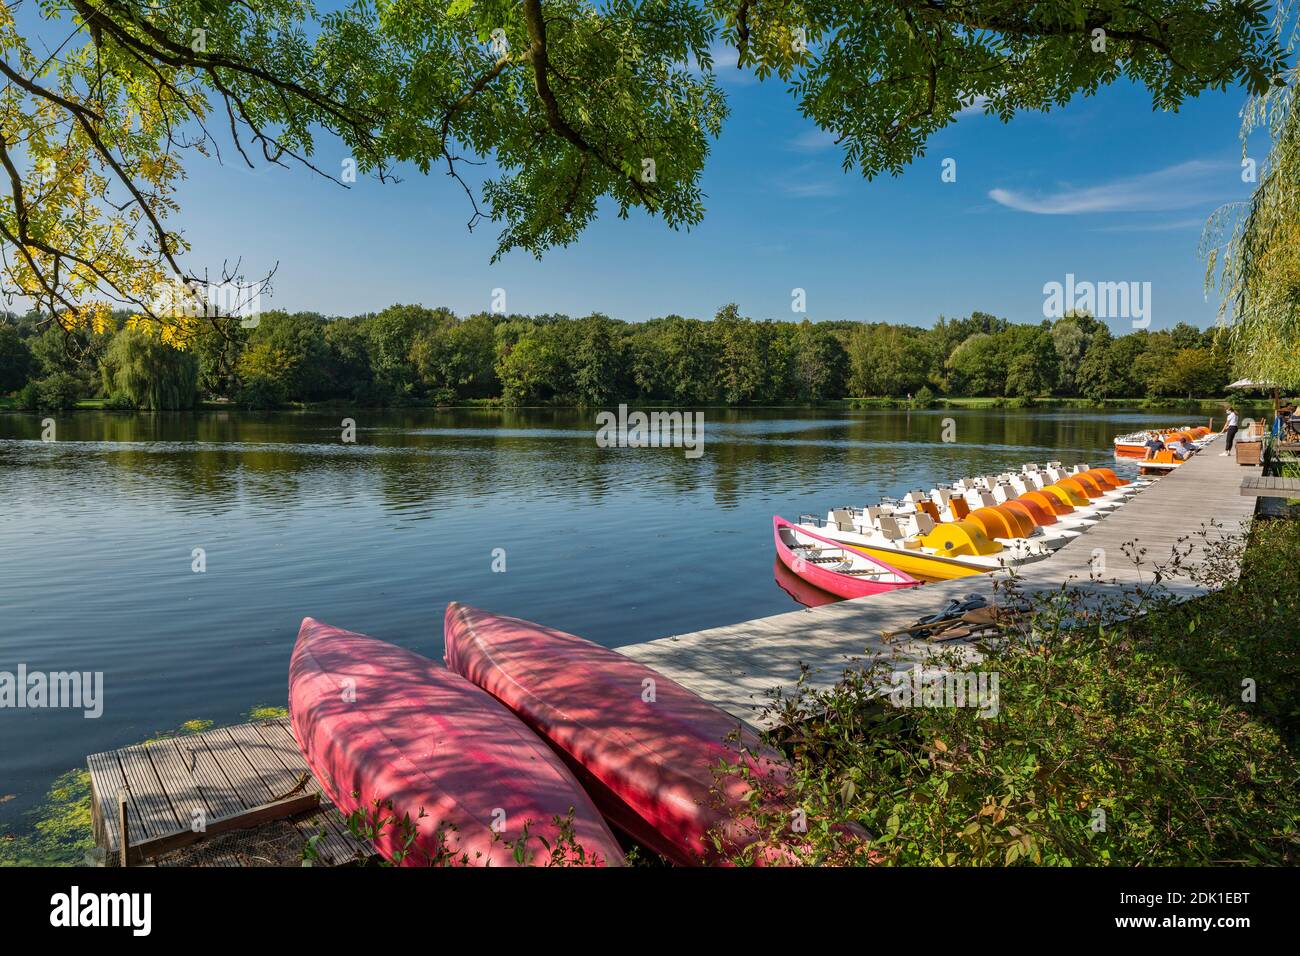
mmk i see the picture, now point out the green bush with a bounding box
[31,372,81,410]
[237,373,288,409]
[722,522,1300,866]
[16,380,39,410]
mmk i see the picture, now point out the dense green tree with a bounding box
[929,312,1009,361]
[1004,328,1060,397]
[189,320,247,401]
[1050,314,1100,395]
[945,334,1008,396]
[364,305,454,397]
[1078,329,1124,400]
[0,324,34,393]
[495,322,568,404]
[790,321,846,401]
[1152,348,1228,400]
[318,319,375,402]
[27,320,113,398]
[1133,333,1180,396]
[847,324,931,397]
[1077,330,1147,400]
[0,301,1239,407]
[630,316,718,404]
[99,328,199,409]
[237,340,294,408]
[245,312,330,402]
[712,305,768,404]
[411,313,497,401]
[31,322,97,377]
[1169,321,1205,351]
[24,372,82,410]
[568,315,626,406]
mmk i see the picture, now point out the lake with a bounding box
[0,405,1199,835]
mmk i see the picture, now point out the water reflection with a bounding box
[771,557,838,609]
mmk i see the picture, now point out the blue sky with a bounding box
[173,45,1263,332]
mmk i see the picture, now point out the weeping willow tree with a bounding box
[99,326,198,409]
[1203,6,1300,386]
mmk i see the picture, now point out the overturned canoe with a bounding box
[289,618,624,867]
[444,603,789,866]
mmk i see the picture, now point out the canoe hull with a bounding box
[444,603,788,866]
[289,618,623,867]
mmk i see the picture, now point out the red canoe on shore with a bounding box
[773,516,920,599]
[289,618,624,866]
[444,603,789,866]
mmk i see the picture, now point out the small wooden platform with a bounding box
[87,718,369,866]
[618,437,1261,727]
[1240,475,1300,499]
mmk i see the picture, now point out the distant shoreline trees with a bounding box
[0,305,1231,410]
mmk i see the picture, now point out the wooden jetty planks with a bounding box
[222,722,304,799]
[86,749,139,852]
[163,734,247,820]
[198,725,282,808]
[114,744,182,840]
[1241,475,1300,498]
[250,720,368,864]
[86,718,370,866]
[143,736,235,828]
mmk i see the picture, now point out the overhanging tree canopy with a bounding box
[0,0,1289,342]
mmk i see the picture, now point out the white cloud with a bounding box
[988,159,1232,215]
[787,128,838,153]
[780,178,840,198]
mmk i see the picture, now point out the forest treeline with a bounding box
[0,304,1232,410]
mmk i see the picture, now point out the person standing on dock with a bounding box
[1220,405,1239,455]
[1274,402,1295,440]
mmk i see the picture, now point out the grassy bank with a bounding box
[846,395,1267,412]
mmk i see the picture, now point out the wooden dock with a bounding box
[618,440,1262,727]
[1240,474,1300,499]
[87,718,369,866]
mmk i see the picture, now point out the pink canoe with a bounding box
[444,603,789,866]
[289,618,624,866]
[773,516,920,599]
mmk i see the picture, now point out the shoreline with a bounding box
[0,396,1271,414]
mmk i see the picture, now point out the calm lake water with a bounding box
[0,405,1198,834]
